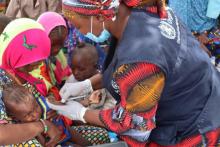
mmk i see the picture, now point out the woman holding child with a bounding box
[0,18,61,146]
[48,0,220,146]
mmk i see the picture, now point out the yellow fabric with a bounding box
[29,62,52,92]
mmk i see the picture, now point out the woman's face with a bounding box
[17,61,43,73]
[49,26,68,56]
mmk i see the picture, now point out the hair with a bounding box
[0,15,12,34]
[72,42,98,66]
[49,25,67,38]
[2,84,32,113]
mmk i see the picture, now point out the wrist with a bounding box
[85,79,93,94]
[80,107,88,123]
[39,119,49,134]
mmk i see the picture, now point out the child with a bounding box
[66,42,116,109]
[38,12,72,89]
[30,12,72,99]
[2,84,110,146]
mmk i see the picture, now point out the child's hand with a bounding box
[46,110,58,121]
[88,90,102,104]
[47,95,64,106]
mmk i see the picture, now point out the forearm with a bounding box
[84,110,105,128]
[89,73,103,91]
[46,0,59,12]
[5,0,19,17]
[0,122,43,145]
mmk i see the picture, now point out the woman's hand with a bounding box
[47,100,87,123]
[59,79,93,103]
[44,120,62,147]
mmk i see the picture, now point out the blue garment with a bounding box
[169,0,217,32]
[206,0,220,19]
[103,9,220,145]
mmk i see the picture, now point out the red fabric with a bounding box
[100,63,165,146]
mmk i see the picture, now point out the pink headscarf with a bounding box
[0,18,50,96]
[37,12,71,85]
[37,12,67,35]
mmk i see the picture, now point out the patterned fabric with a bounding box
[168,0,217,32]
[62,0,119,20]
[62,0,167,19]
[206,28,220,65]
[47,50,72,87]
[148,127,220,147]
[0,18,50,96]
[0,68,42,147]
[0,68,12,123]
[100,62,165,146]
[72,125,110,145]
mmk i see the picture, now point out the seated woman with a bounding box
[0,18,61,146]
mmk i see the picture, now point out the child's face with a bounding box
[9,94,42,122]
[49,26,67,56]
[71,53,97,81]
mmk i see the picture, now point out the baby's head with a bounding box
[2,85,42,122]
[71,43,98,81]
[37,12,67,56]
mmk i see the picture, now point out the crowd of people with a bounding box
[0,0,220,146]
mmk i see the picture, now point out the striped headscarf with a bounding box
[62,0,167,20]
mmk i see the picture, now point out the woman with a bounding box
[0,18,61,146]
[48,0,220,146]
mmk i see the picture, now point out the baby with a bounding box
[2,84,95,146]
[66,42,116,109]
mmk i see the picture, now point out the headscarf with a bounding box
[37,12,67,35]
[37,12,71,87]
[62,0,167,20]
[62,0,120,20]
[0,18,50,96]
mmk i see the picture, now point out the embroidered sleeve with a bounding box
[99,62,165,134]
